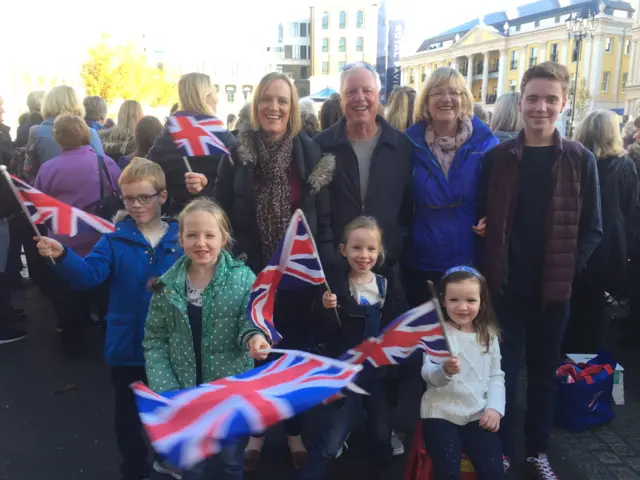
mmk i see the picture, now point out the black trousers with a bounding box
[110,366,150,480]
[8,217,47,288]
[422,419,505,480]
[401,268,443,308]
[497,292,570,458]
[563,275,606,355]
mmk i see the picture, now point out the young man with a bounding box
[475,62,603,479]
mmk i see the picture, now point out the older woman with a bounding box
[34,114,120,357]
[100,100,144,161]
[148,72,237,215]
[490,92,523,143]
[564,110,639,354]
[32,86,105,164]
[83,96,109,132]
[15,90,45,148]
[215,72,334,471]
[404,67,499,306]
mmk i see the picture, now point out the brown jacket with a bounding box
[478,130,603,306]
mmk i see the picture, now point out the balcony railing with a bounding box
[485,93,497,105]
[474,65,484,75]
[510,60,518,70]
[488,64,499,74]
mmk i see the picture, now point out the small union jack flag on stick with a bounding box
[132,350,363,469]
[341,299,451,368]
[167,114,231,157]
[0,167,115,237]
[248,209,330,344]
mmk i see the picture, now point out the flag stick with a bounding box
[427,280,453,355]
[0,166,55,264]
[322,280,342,327]
[182,156,193,172]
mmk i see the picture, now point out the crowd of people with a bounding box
[0,59,638,480]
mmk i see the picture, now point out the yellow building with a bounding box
[400,0,634,114]
[309,0,380,94]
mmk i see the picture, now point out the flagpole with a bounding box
[0,166,55,265]
[182,156,193,172]
[427,280,453,355]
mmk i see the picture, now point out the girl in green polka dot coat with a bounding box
[143,198,270,395]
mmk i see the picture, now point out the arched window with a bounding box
[356,37,364,52]
[322,38,329,53]
[339,37,346,52]
[356,10,365,28]
[339,11,347,28]
[322,11,329,29]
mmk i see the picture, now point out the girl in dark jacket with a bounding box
[564,109,640,354]
[148,73,237,215]
[214,71,334,472]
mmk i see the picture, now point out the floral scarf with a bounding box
[425,116,473,177]
[254,132,294,260]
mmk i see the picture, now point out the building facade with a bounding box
[400,0,634,115]
[309,1,380,94]
[623,1,640,115]
[274,18,312,97]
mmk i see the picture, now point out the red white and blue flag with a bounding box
[132,350,362,469]
[9,175,115,235]
[167,114,231,157]
[341,301,450,368]
[248,209,326,344]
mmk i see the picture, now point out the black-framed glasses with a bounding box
[120,193,160,206]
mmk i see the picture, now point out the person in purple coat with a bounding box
[34,113,121,357]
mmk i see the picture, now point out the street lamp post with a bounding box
[566,10,596,138]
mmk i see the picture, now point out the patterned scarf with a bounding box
[255,131,294,260]
[425,116,473,177]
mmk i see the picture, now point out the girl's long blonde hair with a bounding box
[574,109,626,159]
[179,73,217,116]
[385,86,416,131]
[106,100,143,146]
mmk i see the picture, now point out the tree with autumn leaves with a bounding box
[81,37,175,107]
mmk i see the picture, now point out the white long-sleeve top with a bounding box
[420,325,505,426]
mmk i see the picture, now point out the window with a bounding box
[290,23,300,37]
[602,71,610,92]
[572,39,582,62]
[322,38,329,53]
[550,43,559,62]
[284,45,293,59]
[509,80,516,92]
[356,10,364,28]
[339,11,346,28]
[623,72,628,86]
[529,47,538,66]
[356,37,364,52]
[534,19,540,27]
[242,86,253,101]
[301,66,309,79]
[278,24,283,42]
[322,11,329,29]
[300,22,307,37]
[322,61,329,75]
[409,68,415,83]
[300,45,309,59]
[605,37,613,53]
[626,39,631,55]
[555,15,561,23]
[339,37,346,52]
[338,61,346,71]
[226,85,236,103]
[510,50,518,70]
[421,66,427,82]
[515,24,521,32]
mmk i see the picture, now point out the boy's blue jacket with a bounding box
[54,214,183,366]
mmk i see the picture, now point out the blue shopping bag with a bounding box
[554,351,616,432]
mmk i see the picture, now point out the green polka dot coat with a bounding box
[143,249,265,393]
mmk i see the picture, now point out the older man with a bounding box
[83,95,108,132]
[300,63,413,480]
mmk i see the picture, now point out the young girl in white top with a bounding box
[421,266,505,479]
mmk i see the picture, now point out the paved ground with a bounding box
[2,281,640,480]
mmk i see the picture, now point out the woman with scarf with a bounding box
[148,73,237,215]
[214,72,335,472]
[404,67,499,306]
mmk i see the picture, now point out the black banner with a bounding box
[386,20,405,101]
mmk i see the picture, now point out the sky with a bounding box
[5,0,532,59]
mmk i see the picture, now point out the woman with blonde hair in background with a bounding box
[385,86,416,131]
[148,72,237,215]
[100,100,144,161]
[489,92,524,143]
[214,71,335,472]
[403,67,499,306]
[15,90,45,147]
[32,85,105,164]
[564,109,640,354]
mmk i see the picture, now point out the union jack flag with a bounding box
[248,209,326,343]
[341,301,450,368]
[167,114,231,157]
[9,175,115,235]
[132,350,362,469]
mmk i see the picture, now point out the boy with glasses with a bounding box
[35,158,183,480]
[475,62,602,479]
